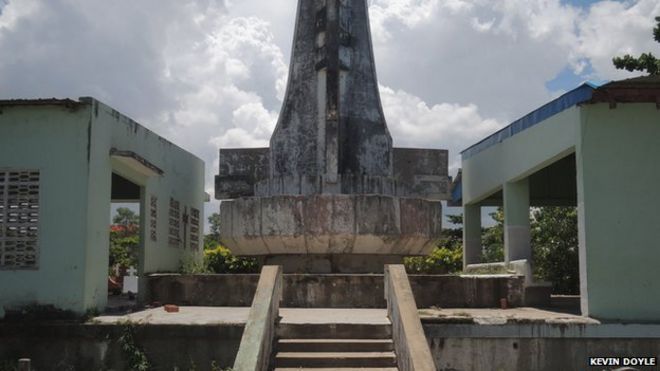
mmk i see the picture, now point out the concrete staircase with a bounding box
[272,323,398,370]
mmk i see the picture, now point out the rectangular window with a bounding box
[149,195,157,242]
[189,207,200,250]
[0,170,40,269]
[168,198,180,247]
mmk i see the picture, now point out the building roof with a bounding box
[0,98,88,109]
[461,75,660,161]
[589,75,660,106]
[460,82,600,160]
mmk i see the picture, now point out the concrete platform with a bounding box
[93,307,391,325]
[4,307,660,371]
[418,307,598,325]
[92,306,598,327]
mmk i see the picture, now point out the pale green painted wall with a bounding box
[577,103,660,321]
[85,99,206,310]
[0,105,91,315]
[0,99,205,316]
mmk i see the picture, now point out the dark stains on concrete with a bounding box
[146,274,525,309]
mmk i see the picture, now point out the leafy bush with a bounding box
[204,245,259,274]
[404,246,463,274]
[180,254,210,274]
[119,325,150,371]
[404,214,464,274]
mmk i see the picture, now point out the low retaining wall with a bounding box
[146,273,524,308]
[0,322,243,370]
[424,323,660,371]
[2,321,659,371]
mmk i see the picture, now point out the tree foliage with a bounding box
[481,208,504,263]
[113,207,139,229]
[201,212,259,273]
[204,212,222,250]
[404,214,463,274]
[204,245,259,273]
[477,206,579,294]
[531,207,579,294]
[612,16,660,75]
[109,208,139,273]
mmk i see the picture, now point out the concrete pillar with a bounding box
[463,204,482,269]
[503,179,531,263]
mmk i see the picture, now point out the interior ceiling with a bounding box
[479,153,577,207]
[111,173,140,201]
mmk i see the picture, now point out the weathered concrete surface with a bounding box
[233,265,282,371]
[146,273,525,308]
[423,321,660,371]
[220,194,442,257]
[269,0,393,180]
[261,254,404,273]
[94,307,389,326]
[393,148,450,200]
[0,322,243,370]
[385,265,436,371]
[213,0,449,270]
[91,307,595,327]
[3,307,660,370]
[418,307,596,325]
[216,148,269,199]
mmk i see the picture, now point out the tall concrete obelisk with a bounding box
[215,0,450,273]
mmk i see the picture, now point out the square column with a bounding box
[503,179,531,263]
[463,204,481,269]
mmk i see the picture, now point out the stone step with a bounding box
[277,323,392,339]
[274,351,397,368]
[277,338,394,352]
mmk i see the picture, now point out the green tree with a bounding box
[204,212,222,250]
[113,207,139,227]
[613,16,660,75]
[531,207,579,294]
[479,206,579,294]
[109,208,139,273]
[481,208,504,262]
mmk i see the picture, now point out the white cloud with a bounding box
[381,85,502,172]
[575,0,660,79]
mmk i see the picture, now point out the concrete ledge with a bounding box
[233,265,282,371]
[385,265,436,371]
[465,260,552,306]
[146,274,524,308]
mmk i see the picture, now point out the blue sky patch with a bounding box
[546,63,595,93]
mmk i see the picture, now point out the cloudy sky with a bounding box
[1,0,658,228]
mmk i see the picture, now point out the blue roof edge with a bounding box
[460,82,605,160]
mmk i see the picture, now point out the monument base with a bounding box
[257,254,404,273]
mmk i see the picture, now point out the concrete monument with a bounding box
[215,0,449,272]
